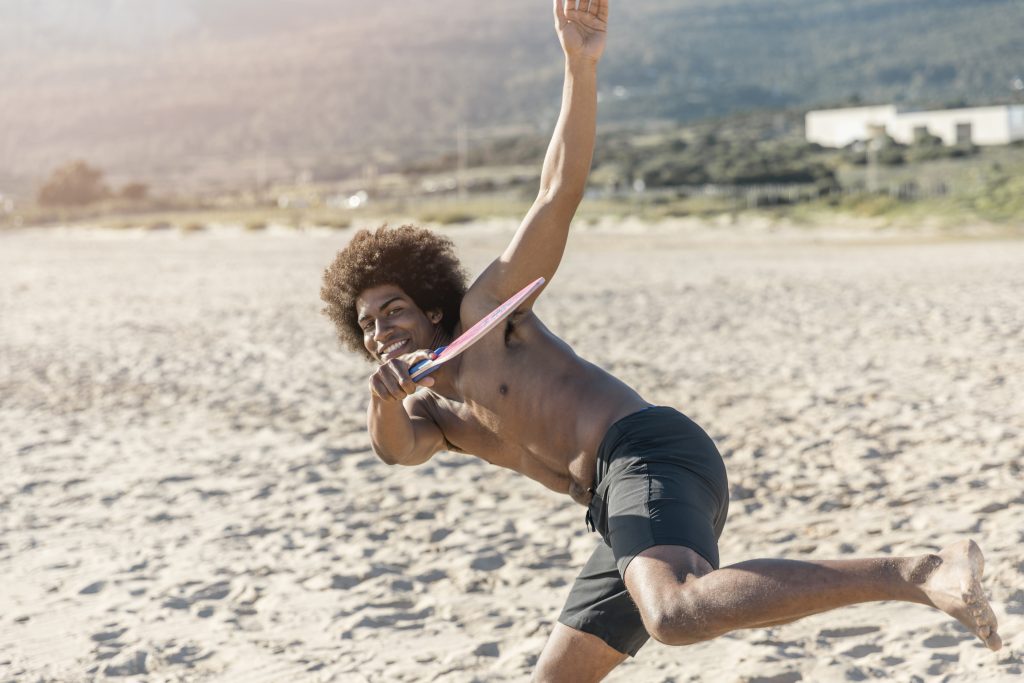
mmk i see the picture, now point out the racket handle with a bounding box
[409,346,447,381]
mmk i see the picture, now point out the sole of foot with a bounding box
[923,539,1001,651]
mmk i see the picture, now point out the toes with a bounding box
[986,630,1002,651]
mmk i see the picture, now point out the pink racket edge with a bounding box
[408,277,545,381]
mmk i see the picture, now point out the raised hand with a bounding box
[554,0,608,63]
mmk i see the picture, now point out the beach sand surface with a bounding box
[1,221,1022,682]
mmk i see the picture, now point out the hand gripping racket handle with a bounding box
[408,346,447,381]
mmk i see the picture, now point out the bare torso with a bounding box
[412,306,650,507]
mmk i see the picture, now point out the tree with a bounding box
[37,160,109,207]
[119,182,149,201]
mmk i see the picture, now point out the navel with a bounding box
[499,383,509,396]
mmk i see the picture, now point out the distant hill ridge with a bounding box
[1,0,1021,192]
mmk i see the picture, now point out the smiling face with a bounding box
[355,284,443,362]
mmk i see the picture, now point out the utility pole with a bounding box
[456,123,468,199]
[866,124,885,194]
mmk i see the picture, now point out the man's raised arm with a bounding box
[473,0,609,306]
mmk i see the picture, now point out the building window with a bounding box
[956,123,972,145]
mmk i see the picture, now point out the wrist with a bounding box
[565,53,600,71]
[369,384,403,408]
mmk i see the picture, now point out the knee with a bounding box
[640,593,720,646]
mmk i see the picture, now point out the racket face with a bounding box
[441,277,544,358]
[408,276,545,380]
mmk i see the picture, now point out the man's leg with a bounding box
[540,539,648,680]
[533,623,628,683]
[623,539,1002,650]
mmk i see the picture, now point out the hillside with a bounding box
[1,0,1022,195]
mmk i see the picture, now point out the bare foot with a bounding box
[912,539,1001,651]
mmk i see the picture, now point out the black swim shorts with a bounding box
[557,406,730,656]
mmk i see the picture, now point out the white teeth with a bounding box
[382,340,406,356]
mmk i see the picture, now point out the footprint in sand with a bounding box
[191,581,231,601]
[818,626,881,640]
[91,627,127,643]
[415,569,448,584]
[329,574,362,590]
[922,634,969,648]
[91,624,129,663]
[1005,588,1024,614]
[473,642,500,657]
[743,672,802,683]
[158,641,215,667]
[841,644,882,659]
[926,651,959,676]
[102,649,148,676]
[469,553,505,571]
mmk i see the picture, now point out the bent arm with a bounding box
[472,1,607,307]
[367,394,444,466]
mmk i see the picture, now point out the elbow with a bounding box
[371,443,403,466]
[372,444,421,467]
[536,184,585,211]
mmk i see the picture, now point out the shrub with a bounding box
[419,209,476,225]
[120,182,149,201]
[38,160,109,207]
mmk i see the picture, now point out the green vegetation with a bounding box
[36,160,153,209]
[6,107,1022,234]
[416,209,477,226]
[394,107,1024,226]
[322,217,352,230]
[957,168,1024,223]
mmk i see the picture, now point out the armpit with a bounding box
[442,436,466,453]
[503,308,531,347]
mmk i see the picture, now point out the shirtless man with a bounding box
[320,2,1001,680]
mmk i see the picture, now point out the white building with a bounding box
[806,104,1024,148]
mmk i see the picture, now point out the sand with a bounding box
[1,220,1021,682]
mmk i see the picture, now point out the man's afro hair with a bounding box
[321,224,467,359]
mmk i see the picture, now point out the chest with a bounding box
[428,318,537,456]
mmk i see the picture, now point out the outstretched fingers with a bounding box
[559,1,605,16]
[554,0,567,26]
[568,0,607,20]
[565,0,608,30]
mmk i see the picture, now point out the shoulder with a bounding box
[457,282,500,330]
[458,276,542,332]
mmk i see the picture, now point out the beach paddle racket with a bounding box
[409,276,545,381]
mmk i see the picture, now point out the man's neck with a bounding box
[429,325,451,353]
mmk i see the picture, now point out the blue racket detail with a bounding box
[409,346,447,380]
